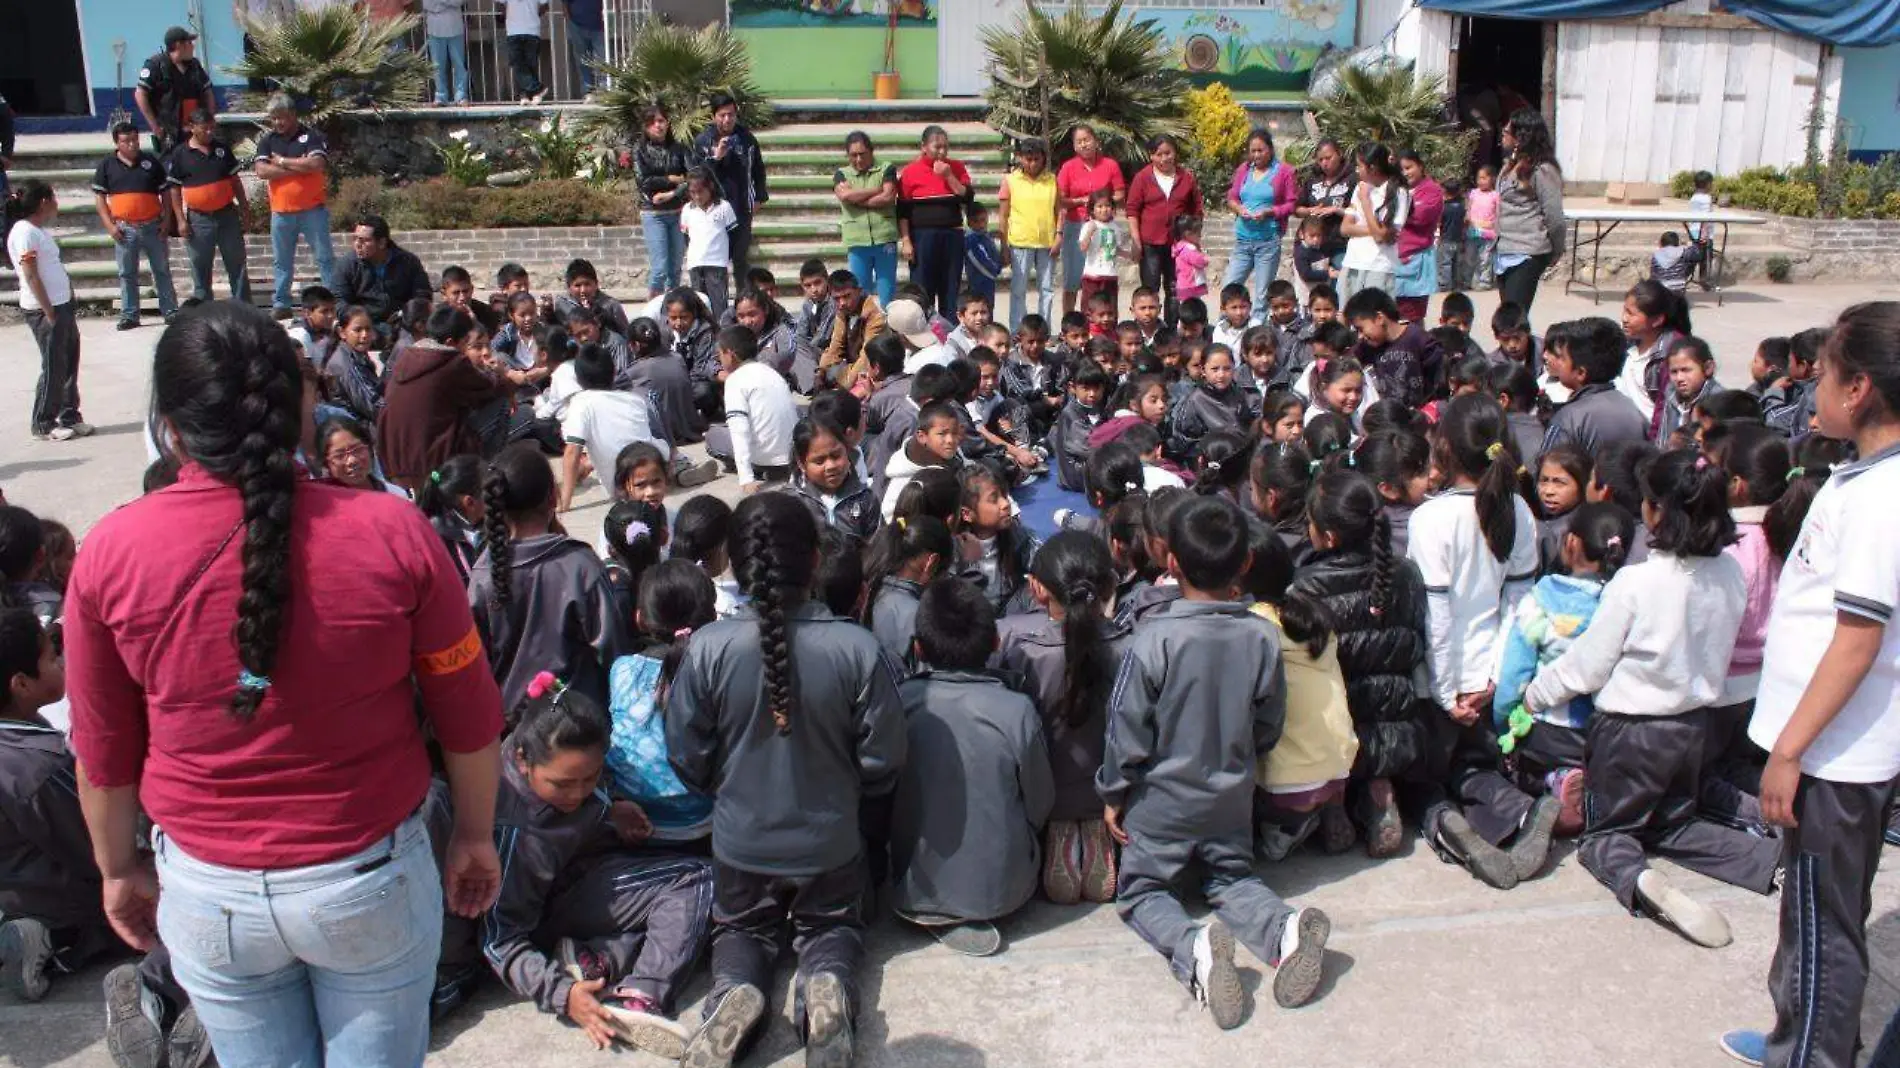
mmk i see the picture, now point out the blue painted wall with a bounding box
[1841,42,1900,159]
[24,0,245,131]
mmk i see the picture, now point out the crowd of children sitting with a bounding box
[2,231,1898,1068]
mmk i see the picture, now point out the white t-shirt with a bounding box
[1751,447,1900,782]
[1341,182,1411,275]
[7,221,71,311]
[682,200,738,271]
[503,0,545,37]
[904,342,952,376]
[1154,171,1176,200]
[1408,488,1539,709]
[535,360,581,421]
[561,389,669,480]
[723,360,797,483]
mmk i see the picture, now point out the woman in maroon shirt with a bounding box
[1393,148,1445,324]
[1124,134,1202,324]
[67,303,504,1068]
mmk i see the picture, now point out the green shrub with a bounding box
[329,176,393,230]
[1881,191,1900,220]
[485,181,629,228]
[1668,171,1696,199]
[1765,255,1792,283]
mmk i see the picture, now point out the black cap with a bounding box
[164,26,197,48]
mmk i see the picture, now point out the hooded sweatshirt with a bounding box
[469,533,631,717]
[378,340,508,490]
[1493,572,1609,730]
[880,443,953,520]
[1720,505,1779,705]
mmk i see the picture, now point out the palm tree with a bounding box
[982,0,1187,167]
[226,7,431,124]
[1306,64,1474,181]
[582,22,772,148]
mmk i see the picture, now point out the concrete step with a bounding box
[16,167,93,186]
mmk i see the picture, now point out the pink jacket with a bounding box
[1174,241,1209,295]
[1724,508,1780,682]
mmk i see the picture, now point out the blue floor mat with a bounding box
[1015,477,1092,541]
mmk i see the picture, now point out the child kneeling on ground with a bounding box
[1521,449,1780,947]
[889,579,1054,956]
[1098,495,1332,1030]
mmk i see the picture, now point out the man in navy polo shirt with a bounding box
[165,107,251,305]
[135,27,216,157]
[253,95,337,318]
[92,121,179,329]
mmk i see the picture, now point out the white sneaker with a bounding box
[1637,869,1732,948]
[69,422,95,438]
[47,427,78,442]
[1190,921,1245,1030]
[1272,907,1330,1008]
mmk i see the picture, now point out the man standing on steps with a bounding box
[135,27,216,157]
[253,94,337,319]
[692,93,767,288]
[164,106,251,306]
[93,121,180,330]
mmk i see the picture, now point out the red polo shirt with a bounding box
[66,465,504,869]
[1056,154,1126,223]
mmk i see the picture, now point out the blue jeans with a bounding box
[847,242,898,307]
[269,205,336,311]
[1223,232,1282,319]
[154,809,442,1068]
[1008,245,1053,329]
[641,209,684,296]
[427,34,470,103]
[186,207,251,305]
[567,23,604,91]
[112,219,178,321]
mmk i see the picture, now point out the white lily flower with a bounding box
[540,120,554,134]
[449,129,469,141]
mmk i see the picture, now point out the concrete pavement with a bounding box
[3,282,1899,1068]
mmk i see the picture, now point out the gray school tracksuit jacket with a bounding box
[665,600,907,876]
[1097,599,1286,840]
[890,670,1054,922]
[481,758,618,1015]
[470,533,631,717]
[994,612,1134,822]
[0,719,101,932]
[870,577,924,669]
[777,472,880,544]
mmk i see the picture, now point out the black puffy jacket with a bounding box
[1289,548,1434,780]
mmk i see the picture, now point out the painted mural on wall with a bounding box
[1143,3,1353,94]
[730,0,935,28]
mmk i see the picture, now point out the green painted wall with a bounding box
[735,27,938,99]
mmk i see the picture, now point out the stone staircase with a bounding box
[0,120,1817,315]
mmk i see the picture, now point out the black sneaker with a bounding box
[102,964,164,1068]
[1431,809,1519,890]
[1509,795,1562,881]
[167,1005,214,1068]
[117,319,141,332]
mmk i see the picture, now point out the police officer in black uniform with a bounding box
[135,26,216,157]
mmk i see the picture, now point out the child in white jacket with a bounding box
[1523,449,1779,948]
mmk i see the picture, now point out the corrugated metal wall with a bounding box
[939,0,1026,96]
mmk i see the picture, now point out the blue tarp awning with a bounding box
[1418,0,1900,47]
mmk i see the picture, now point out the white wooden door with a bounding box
[939,0,1026,97]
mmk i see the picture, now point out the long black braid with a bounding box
[152,304,303,722]
[730,493,818,735]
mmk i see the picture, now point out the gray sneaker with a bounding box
[1191,920,1246,1030]
[804,972,855,1068]
[683,983,764,1068]
[925,920,1001,957]
[675,459,722,488]
[167,1005,214,1068]
[101,964,163,1068]
[0,917,54,1001]
[1637,869,1732,948]
[1272,907,1331,1008]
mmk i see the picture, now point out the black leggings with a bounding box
[1139,243,1177,324]
[1498,252,1553,313]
